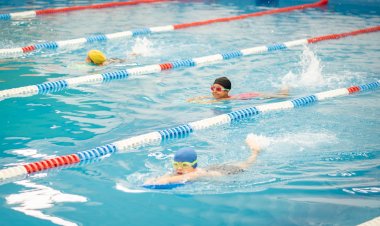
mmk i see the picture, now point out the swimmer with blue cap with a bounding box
[144,134,263,186]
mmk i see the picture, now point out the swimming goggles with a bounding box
[211,85,229,92]
[173,160,198,169]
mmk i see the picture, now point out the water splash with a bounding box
[147,151,172,160]
[246,133,270,149]
[115,181,146,193]
[130,37,155,57]
[263,132,338,153]
[281,46,325,89]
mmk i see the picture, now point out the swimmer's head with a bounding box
[211,76,231,99]
[173,147,198,174]
[86,50,107,65]
[213,76,231,90]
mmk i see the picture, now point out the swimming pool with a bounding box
[0,0,379,225]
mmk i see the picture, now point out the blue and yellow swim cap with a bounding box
[87,50,107,65]
[174,147,198,168]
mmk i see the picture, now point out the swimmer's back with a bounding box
[206,164,245,175]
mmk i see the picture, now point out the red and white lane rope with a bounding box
[0,0,328,58]
[0,0,170,20]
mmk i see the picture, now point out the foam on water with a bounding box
[280,46,374,91]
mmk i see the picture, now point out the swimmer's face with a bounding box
[211,84,230,99]
[174,162,196,175]
[86,56,92,64]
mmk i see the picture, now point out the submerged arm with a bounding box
[260,86,289,99]
[144,169,223,185]
[187,96,213,103]
[259,93,288,99]
[187,96,233,104]
[144,171,201,185]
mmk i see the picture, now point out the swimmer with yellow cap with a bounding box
[86,50,107,66]
[85,49,132,66]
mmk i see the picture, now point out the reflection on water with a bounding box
[256,0,279,7]
[9,148,55,159]
[6,180,87,226]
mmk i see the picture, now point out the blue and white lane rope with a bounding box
[1,26,379,101]
[0,81,379,182]
[0,0,328,58]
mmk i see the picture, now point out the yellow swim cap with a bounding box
[87,50,107,65]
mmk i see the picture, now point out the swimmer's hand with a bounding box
[246,134,270,151]
[245,134,261,152]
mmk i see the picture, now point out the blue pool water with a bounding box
[1,0,380,225]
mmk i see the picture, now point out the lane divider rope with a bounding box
[0,25,379,101]
[0,81,379,183]
[0,0,170,20]
[0,0,328,58]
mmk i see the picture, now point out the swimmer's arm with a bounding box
[187,96,231,104]
[193,99,224,104]
[259,87,289,99]
[144,169,222,185]
[257,92,288,99]
[187,96,212,103]
[233,135,261,170]
[245,136,260,153]
[144,172,201,185]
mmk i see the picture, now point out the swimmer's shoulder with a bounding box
[205,164,245,175]
[230,92,262,100]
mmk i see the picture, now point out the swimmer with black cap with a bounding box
[211,76,232,99]
[187,76,289,104]
[144,134,262,185]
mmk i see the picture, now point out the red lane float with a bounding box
[173,0,328,29]
[23,154,81,174]
[36,0,169,15]
[0,0,170,20]
[308,26,380,43]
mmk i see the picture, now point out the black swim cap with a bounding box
[213,77,231,90]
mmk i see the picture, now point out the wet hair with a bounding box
[213,77,231,90]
